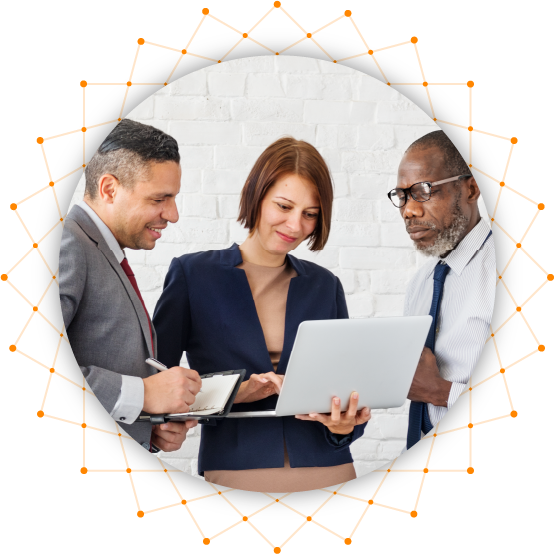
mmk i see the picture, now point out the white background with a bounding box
[1,1,552,553]
[68,57,445,478]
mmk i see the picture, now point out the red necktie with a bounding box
[120,258,154,353]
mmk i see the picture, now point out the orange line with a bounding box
[372,503,410,515]
[144,503,182,515]
[55,165,84,184]
[119,39,144,121]
[280,7,307,33]
[496,210,541,286]
[82,88,85,127]
[208,13,277,54]
[280,36,308,54]
[185,504,205,538]
[311,37,333,60]
[502,144,514,181]
[492,187,503,219]
[38,219,61,244]
[505,349,537,369]
[493,220,517,244]
[88,82,129,85]
[413,41,436,119]
[498,281,518,309]
[280,521,308,547]
[473,129,510,141]
[435,119,467,130]
[52,187,62,220]
[15,348,94,396]
[114,421,141,513]
[312,492,335,516]
[7,281,34,308]
[164,15,206,86]
[38,326,64,412]
[436,425,467,436]
[521,280,547,308]
[466,81,473,166]
[503,186,537,207]
[349,504,370,539]
[6,216,65,275]
[471,166,500,183]
[348,15,390,85]
[220,7,275,61]
[518,311,539,344]
[248,500,275,518]
[87,120,119,130]
[501,373,514,411]
[278,501,306,518]
[210,519,243,540]
[13,206,58,285]
[391,81,467,87]
[520,246,548,274]
[17,185,50,205]
[83,428,85,467]
[208,483,275,549]
[311,520,344,540]
[187,52,218,62]
[470,371,500,391]
[44,128,81,141]
[13,312,35,344]
[374,41,410,52]
[337,52,367,62]
[474,414,510,426]
[372,459,397,499]
[144,41,181,53]
[40,414,134,438]
[313,14,344,35]
[469,388,472,466]
[82,128,85,166]
[186,492,219,503]
[414,422,440,511]
[336,493,366,503]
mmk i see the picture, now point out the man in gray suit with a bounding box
[59,119,201,452]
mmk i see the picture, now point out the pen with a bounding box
[145,358,203,392]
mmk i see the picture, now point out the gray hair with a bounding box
[84,119,180,200]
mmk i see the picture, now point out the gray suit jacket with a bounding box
[59,204,155,446]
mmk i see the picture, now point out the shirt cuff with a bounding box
[447,381,467,411]
[109,375,145,424]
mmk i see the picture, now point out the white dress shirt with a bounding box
[77,201,145,424]
[403,217,496,426]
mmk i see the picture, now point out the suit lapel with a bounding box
[220,245,275,373]
[277,272,311,374]
[68,205,154,358]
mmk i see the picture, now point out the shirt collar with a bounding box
[77,200,125,264]
[424,217,491,278]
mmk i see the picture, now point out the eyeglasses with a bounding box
[387,174,472,208]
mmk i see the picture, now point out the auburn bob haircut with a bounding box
[237,137,333,251]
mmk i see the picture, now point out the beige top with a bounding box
[204,258,356,492]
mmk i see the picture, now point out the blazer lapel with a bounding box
[276,253,316,375]
[68,205,154,358]
[220,244,275,373]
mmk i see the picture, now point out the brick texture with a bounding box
[70,56,443,479]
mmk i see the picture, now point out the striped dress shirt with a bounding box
[403,217,496,426]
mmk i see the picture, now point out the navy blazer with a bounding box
[153,243,366,475]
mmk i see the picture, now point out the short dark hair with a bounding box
[238,137,333,251]
[85,119,180,200]
[406,130,471,177]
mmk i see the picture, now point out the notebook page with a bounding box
[187,374,240,415]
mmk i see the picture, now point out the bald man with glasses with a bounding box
[390,130,496,449]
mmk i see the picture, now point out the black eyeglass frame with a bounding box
[387,174,472,208]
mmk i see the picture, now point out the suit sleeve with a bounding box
[59,224,143,423]
[324,275,367,450]
[153,257,192,368]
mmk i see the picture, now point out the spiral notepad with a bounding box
[185,374,241,416]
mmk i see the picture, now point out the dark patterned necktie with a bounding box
[407,262,450,449]
[120,258,153,352]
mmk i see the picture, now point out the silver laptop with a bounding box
[228,315,432,418]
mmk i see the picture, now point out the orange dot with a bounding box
[468,423,473,428]
[202,8,209,14]
[467,81,474,88]
[60,218,63,222]
[181,499,186,504]
[218,491,221,495]
[547,274,554,281]
[333,491,337,494]
[307,33,312,38]
[333,60,337,63]
[37,137,44,144]
[516,307,521,312]
[137,511,144,518]
[218,59,222,62]
[83,388,86,391]
[307,516,312,521]
[368,49,373,55]
[164,83,167,86]
[538,203,545,210]
[275,498,279,502]
[126,468,132,473]
[511,410,518,417]
[423,468,428,473]
[118,432,121,436]
[49,181,54,187]
[516,243,521,248]
[368,500,373,505]
[273,1,281,7]
[538,345,545,352]
[50,368,55,373]
[82,127,87,132]
[80,467,87,474]
[467,467,474,474]
[1,274,7,281]
[500,368,505,374]
[433,118,437,121]
[468,126,473,131]
[138,38,145,45]
[387,469,390,472]
[203,538,210,545]
[164,469,167,472]
[80,80,87,88]
[182,49,187,55]
[469,164,472,167]
[469,387,472,391]
[117,118,121,122]
[498,275,502,279]
[54,276,57,280]
[274,549,280,554]
[127,81,132,87]
[242,33,248,38]
[81,423,86,428]
[511,137,518,144]
[491,333,494,337]
[387,82,391,86]
[499,181,505,187]
[345,538,352,545]
[242,516,248,521]
[33,243,38,248]
[344,10,352,17]
[9,345,16,352]
[411,37,418,43]
[82,164,86,167]
[433,433,437,437]
[10,203,17,210]
[37,410,44,418]
[423,81,428,87]
[411,511,418,518]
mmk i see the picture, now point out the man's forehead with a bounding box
[397,147,446,184]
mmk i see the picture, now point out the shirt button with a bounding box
[141,442,150,450]
[120,417,126,421]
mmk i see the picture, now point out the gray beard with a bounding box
[411,201,470,257]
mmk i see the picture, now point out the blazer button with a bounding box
[119,417,126,421]
[141,442,150,450]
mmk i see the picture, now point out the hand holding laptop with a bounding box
[295,391,371,435]
[234,372,284,404]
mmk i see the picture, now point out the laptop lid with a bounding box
[274,315,432,417]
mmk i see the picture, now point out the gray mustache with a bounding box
[405,220,437,231]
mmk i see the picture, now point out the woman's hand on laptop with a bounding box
[234,372,284,403]
[295,392,371,435]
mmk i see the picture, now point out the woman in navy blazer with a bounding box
[153,138,370,491]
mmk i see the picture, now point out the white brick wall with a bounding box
[70,56,448,480]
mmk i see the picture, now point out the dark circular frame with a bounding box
[31,29,523,520]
